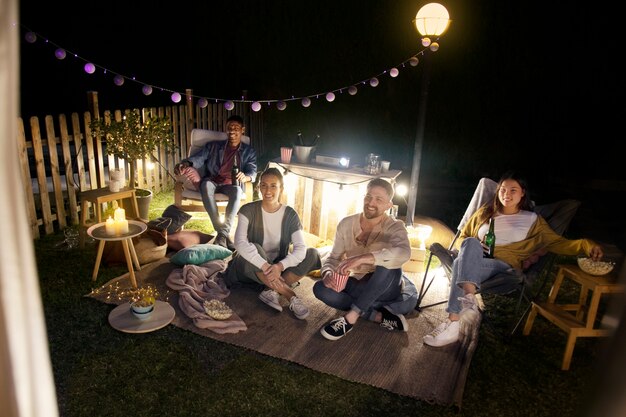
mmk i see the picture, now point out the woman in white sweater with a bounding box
[223,167,321,319]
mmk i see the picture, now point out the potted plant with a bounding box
[91,109,177,219]
[129,285,159,320]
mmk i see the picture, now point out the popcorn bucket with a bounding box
[280,146,293,164]
[323,271,349,292]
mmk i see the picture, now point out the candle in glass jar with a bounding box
[109,180,120,192]
[114,207,125,222]
[105,216,116,235]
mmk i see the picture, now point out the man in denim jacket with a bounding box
[174,115,257,250]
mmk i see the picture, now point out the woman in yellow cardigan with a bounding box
[423,171,604,347]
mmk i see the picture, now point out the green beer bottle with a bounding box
[484,217,496,258]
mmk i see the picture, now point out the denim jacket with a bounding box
[183,140,257,184]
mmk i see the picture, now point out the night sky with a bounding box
[18,0,625,249]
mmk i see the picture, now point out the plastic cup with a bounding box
[380,160,390,172]
[280,147,293,163]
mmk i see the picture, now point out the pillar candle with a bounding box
[105,216,116,236]
[114,207,125,222]
[117,219,129,234]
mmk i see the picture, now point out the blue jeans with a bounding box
[225,243,321,286]
[447,237,512,314]
[313,266,417,321]
[198,179,242,236]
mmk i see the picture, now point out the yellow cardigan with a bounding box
[459,207,597,270]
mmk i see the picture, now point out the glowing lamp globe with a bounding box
[301,97,311,107]
[171,92,182,103]
[409,56,419,67]
[224,100,235,111]
[348,86,358,95]
[25,32,37,43]
[325,92,336,102]
[389,67,399,77]
[414,3,450,37]
[113,75,124,86]
[142,85,153,96]
[251,101,262,112]
[55,48,66,60]
[369,77,379,87]
[277,101,287,110]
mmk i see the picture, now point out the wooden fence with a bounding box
[19,92,263,239]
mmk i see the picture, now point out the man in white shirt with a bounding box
[313,178,417,340]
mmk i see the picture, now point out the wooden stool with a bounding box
[80,187,140,227]
[523,264,624,370]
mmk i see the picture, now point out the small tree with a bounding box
[90,109,177,190]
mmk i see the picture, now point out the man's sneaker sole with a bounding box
[321,326,352,341]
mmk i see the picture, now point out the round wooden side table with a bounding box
[87,220,147,288]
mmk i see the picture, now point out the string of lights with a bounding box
[19,23,438,112]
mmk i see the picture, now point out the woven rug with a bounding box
[87,257,481,408]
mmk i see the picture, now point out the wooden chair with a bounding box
[173,129,253,216]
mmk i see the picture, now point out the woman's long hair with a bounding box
[477,171,534,225]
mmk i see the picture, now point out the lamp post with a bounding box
[405,3,450,227]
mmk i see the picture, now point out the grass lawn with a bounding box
[36,189,611,416]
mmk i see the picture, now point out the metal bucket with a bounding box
[293,145,315,163]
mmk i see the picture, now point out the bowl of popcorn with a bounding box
[577,256,615,276]
[203,299,233,320]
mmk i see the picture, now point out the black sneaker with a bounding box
[321,317,353,340]
[379,306,408,332]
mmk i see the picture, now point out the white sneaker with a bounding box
[259,289,282,312]
[458,293,479,314]
[423,319,460,347]
[289,296,309,319]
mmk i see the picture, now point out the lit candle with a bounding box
[114,207,125,222]
[117,219,129,234]
[105,216,116,236]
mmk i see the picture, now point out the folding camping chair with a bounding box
[415,177,581,337]
[416,177,497,312]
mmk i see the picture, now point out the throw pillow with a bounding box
[167,231,215,252]
[170,243,232,266]
[162,204,192,234]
